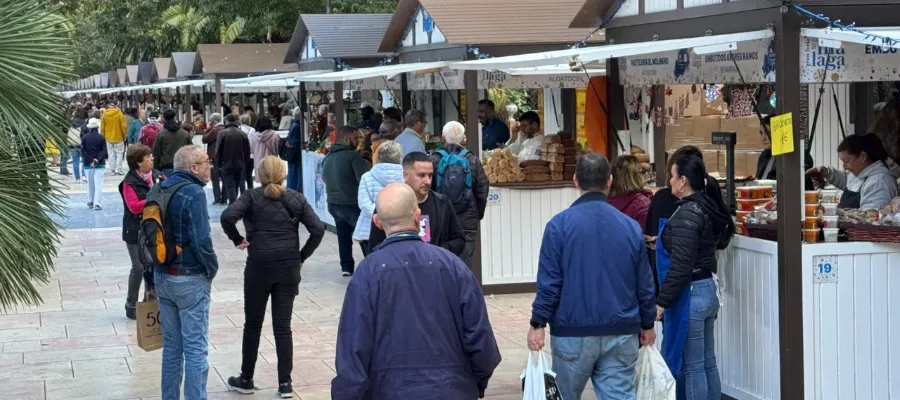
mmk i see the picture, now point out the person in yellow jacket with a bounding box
[101,103,128,175]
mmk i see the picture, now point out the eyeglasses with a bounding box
[194,159,212,166]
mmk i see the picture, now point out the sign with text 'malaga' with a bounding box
[800,37,900,83]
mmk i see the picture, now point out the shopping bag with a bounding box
[135,299,163,352]
[521,351,563,400]
[635,346,676,400]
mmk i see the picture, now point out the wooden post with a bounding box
[401,73,411,112]
[464,70,482,287]
[651,85,667,185]
[184,85,192,121]
[299,82,308,141]
[334,81,345,129]
[774,9,805,400]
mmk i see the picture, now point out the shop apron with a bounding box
[838,178,866,209]
[656,216,692,385]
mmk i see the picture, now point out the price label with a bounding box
[488,190,501,206]
[813,255,838,283]
[770,112,794,156]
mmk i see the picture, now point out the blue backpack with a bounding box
[436,148,475,214]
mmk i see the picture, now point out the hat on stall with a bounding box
[86,118,100,129]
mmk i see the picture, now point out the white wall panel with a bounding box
[616,0,640,17]
[808,83,852,171]
[644,0,678,13]
[685,0,723,7]
[803,242,900,400]
[480,187,579,284]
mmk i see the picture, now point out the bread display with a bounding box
[486,148,525,183]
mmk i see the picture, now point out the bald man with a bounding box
[332,183,501,399]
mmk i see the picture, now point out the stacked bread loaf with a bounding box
[485,148,525,183]
[552,132,579,181]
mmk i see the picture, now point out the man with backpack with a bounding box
[139,111,163,148]
[143,145,219,400]
[431,122,489,269]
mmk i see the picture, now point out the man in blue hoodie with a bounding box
[154,145,219,400]
[527,152,657,400]
[332,183,501,399]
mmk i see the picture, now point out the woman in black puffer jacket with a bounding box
[657,155,734,400]
[220,155,325,397]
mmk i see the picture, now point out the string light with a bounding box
[790,3,898,47]
[335,58,353,71]
[467,47,490,60]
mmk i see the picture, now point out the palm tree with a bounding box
[0,0,70,310]
[162,2,209,50]
[219,17,246,45]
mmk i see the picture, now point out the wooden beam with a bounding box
[400,73,411,113]
[215,75,222,115]
[334,81,345,129]
[774,9,805,400]
[464,70,483,287]
[651,85,667,185]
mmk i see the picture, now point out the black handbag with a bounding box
[279,137,301,163]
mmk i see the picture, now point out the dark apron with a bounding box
[838,177,867,209]
[657,216,691,382]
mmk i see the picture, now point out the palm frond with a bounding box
[219,17,246,44]
[0,0,69,311]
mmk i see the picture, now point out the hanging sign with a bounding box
[618,38,776,86]
[800,37,900,83]
[770,112,794,156]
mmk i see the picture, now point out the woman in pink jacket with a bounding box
[251,116,280,178]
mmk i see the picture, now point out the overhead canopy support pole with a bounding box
[464,70,483,288]
[334,81,345,129]
[401,73,411,112]
[651,85,667,185]
[215,75,222,115]
[299,82,308,142]
[775,9,805,400]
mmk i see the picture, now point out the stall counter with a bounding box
[300,150,335,228]
[719,235,900,400]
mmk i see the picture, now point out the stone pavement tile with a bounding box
[40,333,136,351]
[292,308,341,324]
[259,343,335,363]
[60,299,108,311]
[0,312,42,330]
[2,380,45,400]
[72,358,130,378]
[65,322,117,338]
[24,345,130,364]
[0,326,67,343]
[45,371,226,400]
[39,309,120,327]
[294,385,330,400]
[14,302,63,314]
[293,360,335,387]
[0,360,73,381]
[4,340,43,353]
[0,352,23,365]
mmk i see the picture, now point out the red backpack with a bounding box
[140,123,162,147]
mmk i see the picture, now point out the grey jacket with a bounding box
[826,161,899,210]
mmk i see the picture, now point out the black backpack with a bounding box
[435,149,475,214]
[138,181,191,266]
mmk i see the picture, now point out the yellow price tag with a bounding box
[770,112,794,156]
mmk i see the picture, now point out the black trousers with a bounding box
[241,260,302,384]
[327,203,363,274]
[210,166,224,203]
[222,167,245,205]
[244,161,254,191]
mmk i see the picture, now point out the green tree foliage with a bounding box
[0,0,70,309]
[67,0,399,77]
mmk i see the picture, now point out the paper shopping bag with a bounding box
[135,299,163,352]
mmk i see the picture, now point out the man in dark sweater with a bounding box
[368,152,466,256]
[152,109,192,177]
[322,126,369,276]
[215,114,251,205]
[528,153,656,400]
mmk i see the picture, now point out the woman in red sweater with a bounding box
[118,144,163,319]
[608,155,654,228]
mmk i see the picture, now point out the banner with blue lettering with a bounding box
[800,37,900,83]
[618,38,776,86]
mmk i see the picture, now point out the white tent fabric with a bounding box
[801,27,900,50]
[294,61,450,82]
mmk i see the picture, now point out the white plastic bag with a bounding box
[635,345,676,400]
[520,351,562,400]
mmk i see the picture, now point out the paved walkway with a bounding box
[0,166,590,399]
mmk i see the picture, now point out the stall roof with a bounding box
[154,57,173,80]
[294,61,449,82]
[222,70,332,85]
[126,65,139,83]
[801,27,900,50]
[449,29,774,70]
[172,52,202,77]
[198,43,298,74]
[298,14,392,58]
[138,62,155,83]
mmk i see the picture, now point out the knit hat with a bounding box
[86,118,100,129]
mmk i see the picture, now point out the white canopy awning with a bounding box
[223,79,298,93]
[801,27,900,50]
[295,61,450,82]
[221,70,331,86]
[97,79,213,94]
[449,29,774,71]
[502,64,606,76]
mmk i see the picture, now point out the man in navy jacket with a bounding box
[527,153,656,400]
[332,183,501,399]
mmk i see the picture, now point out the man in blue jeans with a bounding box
[527,153,657,400]
[154,145,219,400]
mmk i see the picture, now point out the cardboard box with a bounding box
[720,151,750,178]
[720,117,763,150]
[692,116,722,143]
[746,151,762,178]
[665,118,695,150]
[664,85,701,119]
[701,84,728,116]
[701,150,720,176]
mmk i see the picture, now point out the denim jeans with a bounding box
[85,168,105,206]
[551,334,639,400]
[241,260,301,383]
[327,203,362,274]
[683,278,721,400]
[68,148,82,181]
[155,271,212,400]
